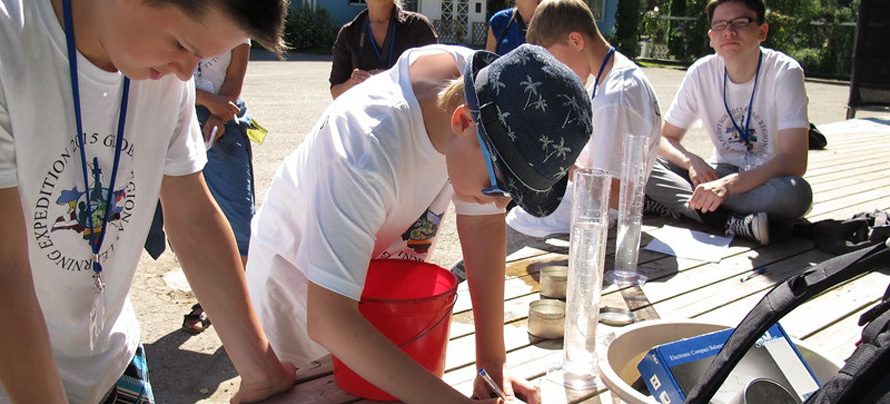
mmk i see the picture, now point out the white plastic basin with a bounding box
[597,319,842,404]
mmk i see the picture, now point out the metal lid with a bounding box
[599,307,634,326]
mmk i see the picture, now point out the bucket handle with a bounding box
[396,294,458,348]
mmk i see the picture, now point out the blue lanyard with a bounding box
[591,47,615,100]
[366,19,396,68]
[63,0,129,274]
[723,50,763,150]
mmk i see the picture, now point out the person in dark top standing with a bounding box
[330,0,438,99]
[485,0,541,55]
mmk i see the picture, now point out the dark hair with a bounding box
[526,0,600,48]
[148,0,289,57]
[705,0,766,24]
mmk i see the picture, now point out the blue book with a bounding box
[637,323,820,404]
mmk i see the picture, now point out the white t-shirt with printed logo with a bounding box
[245,44,503,366]
[664,47,809,167]
[506,52,662,237]
[0,1,205,403]
[194,39,250,94]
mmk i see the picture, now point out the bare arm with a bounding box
[0,187,69,403]
[159,173,295,403]
[217,43,250,103]
[195,43,250,121]
[659,122,718,186]
[458,213,540,404]
[306,282,492,404]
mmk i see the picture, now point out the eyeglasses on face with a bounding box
[710,16,758,31]
[475,131,512,199]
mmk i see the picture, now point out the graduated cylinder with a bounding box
[562,168,611,386]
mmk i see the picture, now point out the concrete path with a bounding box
[133,51,888,404]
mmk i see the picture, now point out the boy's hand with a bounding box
[206,94,241,122]
[229,361,297,403]
[203,115,225,145]
[689,177,730,213]
[688,156,719,186]
[473,364,541,404]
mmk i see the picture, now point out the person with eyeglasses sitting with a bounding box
[643,0,812,245]
[243,44,592,404]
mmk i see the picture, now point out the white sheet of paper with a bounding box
[643,225,733,263]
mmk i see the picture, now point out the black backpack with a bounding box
[683,240,890,404]
[797,210,890,255]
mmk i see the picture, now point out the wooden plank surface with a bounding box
[261,119,890,404]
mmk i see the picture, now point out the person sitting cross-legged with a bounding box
[644,0,813,245]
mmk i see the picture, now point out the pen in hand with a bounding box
[478,369,508,401]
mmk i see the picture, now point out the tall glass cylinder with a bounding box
[608,133,649,286]
[559,168,611,389]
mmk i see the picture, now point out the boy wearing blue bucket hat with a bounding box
[245,44,592,403]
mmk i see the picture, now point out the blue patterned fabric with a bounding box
[464,44,593,218]
[101,344,154,404]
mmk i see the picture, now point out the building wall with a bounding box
[420,1,488,46]
[297,0,615,45]
[597,0,618,37]
[291,0,365,25]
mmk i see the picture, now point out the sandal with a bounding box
[182,303,211,334]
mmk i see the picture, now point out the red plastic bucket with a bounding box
[332,259,458,401]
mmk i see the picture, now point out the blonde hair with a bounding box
[436,78,466,113]
[526,0,601,48]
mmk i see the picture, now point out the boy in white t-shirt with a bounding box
[496,0,662,260]
[245,44,592,404]
[644,0,812,245]
[0,0,294,403]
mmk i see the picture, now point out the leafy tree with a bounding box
[487,0,512,19]
[284,5,339,53]
[615,0,646,57]
[665,0,708,63]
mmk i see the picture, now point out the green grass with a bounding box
[635,59,690,70]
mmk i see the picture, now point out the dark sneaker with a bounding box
[450,259,467,283]
[643,196,681,219]
[725,212,770,245]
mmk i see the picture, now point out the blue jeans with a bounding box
[144,101,255,258]
[199,103,255,256]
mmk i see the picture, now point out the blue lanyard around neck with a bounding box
[722,50,763,150]
[591,47,615,100]
[63,0,130,274]
[366,18,396,68]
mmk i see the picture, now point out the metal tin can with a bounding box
[528,299,566,339]
[539,265,568,299]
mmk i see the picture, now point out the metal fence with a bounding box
[433,20,488,47]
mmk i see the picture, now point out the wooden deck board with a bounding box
[259,119,890,403]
